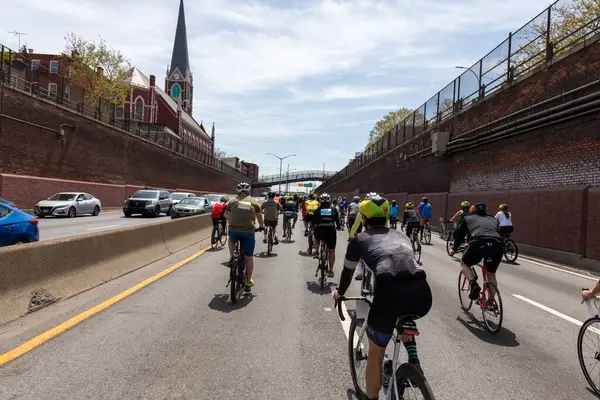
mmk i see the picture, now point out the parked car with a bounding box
[0,201,39,246]
[170,192,196,206]
[171,196,213,219]
[206,193,227,206]
[34,192,102,218]
[123,189,172,217]
[0,197,18,208]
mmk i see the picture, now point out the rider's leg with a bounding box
[293,214,298,228]
[242,233,256,287]
[461,242,483,299]
[327,229,336,274]
[365,339,386,399]
[401,334,420,365]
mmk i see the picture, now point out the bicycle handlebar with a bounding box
[334,296,373,322]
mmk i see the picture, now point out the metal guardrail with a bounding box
[0,46,249,181]
[321,0,600,189]
[254,170,337,186]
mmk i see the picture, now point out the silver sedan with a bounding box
[34,192,102,218]
[171,197,213,219]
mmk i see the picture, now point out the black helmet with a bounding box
[473,202,487,215]
[267,191,275,199]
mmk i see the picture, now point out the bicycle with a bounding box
[307,221,315,253]
[410,228,422,263]
[315,239,328,289]
[457,259,503,334]
[502,233,518,263]
[226,228,261,304]
[446,228,468,257]
[577,290,600,396]
[340,211,346,228]
[283,215,293,243]
[210,220,227,250]
[265,224,276,256]
[438,218,451,241]
[335,296,436,400]
[421,221,432,245]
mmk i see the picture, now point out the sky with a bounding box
[2,0,552,182]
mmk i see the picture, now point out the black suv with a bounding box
[123,189,172,217]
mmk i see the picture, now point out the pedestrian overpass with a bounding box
[252,170,337,188]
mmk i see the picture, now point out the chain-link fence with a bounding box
[0,45,248,181]
[325,0,600,186]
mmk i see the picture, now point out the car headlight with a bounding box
[148,199,157,204]
[55,204,68,208]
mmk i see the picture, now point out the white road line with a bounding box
[86,224,121,231]
[330,286,351,339]
[518,257,598,281]
[512,294,600,335]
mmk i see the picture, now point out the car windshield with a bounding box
[171,193,192,200]
[179,198,204,206]
[49,193,77,201]
[131,190,158,199]
[207,195,223,203]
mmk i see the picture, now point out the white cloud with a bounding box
[289,85,416,102]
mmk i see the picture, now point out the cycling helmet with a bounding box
[499,204,508,211]
[422,196,428,203]
[220,195,229,202]
[460,201,470,208]
[406,202,414,210]
[353,196,360,202]
[319,193,332,203]
[365,192,378,200]
[286,194,293,200]
[236,182,251,194]
[267,192,276,199]
[391,200,397,204]
[471,202,487,215]
[359,196,390,219]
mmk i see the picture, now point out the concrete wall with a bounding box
[0,88,241,196]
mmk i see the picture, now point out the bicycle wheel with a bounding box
[219,225,228,246]
[423,226,432,245]
[319,246,327,289]
[504,239,518,263]
[457,270,473,311]
[481,282,503,334]
[211,227,219,250]
[413,239,422,263]
[446,234,454,256]
[267,228,273,255]
[348,316,368,398]
[393,363,436,400]
[578,317,600,395]
[230,257,238,304]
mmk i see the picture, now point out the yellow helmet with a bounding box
[461,201,470,208]
[405,202,414,210]
[359,196,390,219]
[499,204,508,211]
[286,194,293,200]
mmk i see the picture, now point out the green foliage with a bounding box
[367,107,413,148]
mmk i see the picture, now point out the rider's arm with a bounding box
[253,203,264,228]
[349,214,362,238]
[402,210,408,226]
[452,217,467,252]
[338,237,360,296]
[584,281,600,299]
[449,210,461,223]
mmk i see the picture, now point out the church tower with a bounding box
[165,0,193,115]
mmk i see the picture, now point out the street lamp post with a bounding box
[456,65,482,97]
[267,152,296,193]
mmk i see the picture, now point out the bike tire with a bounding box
[457,270,473,311]
[348,316,368,399]
[423,227,432,244]
[578,317,600,396]
[219,226,228,246]
[446,235,454,256]
[504,239,519,263]
[392,363,436,400]
[267,228,273,255]
[481,282,503,334]
[413,240,422,263]
[230,261,237,304]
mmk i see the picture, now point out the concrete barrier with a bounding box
[0,214,213,325]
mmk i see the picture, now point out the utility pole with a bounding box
[267,152,296,193]
[286,164,290,193]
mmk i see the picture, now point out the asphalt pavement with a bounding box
[37,210,170,241]
[1,221,599,399]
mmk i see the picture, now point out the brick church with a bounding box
[120,0,214,154]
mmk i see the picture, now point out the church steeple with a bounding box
[166,0,193,115]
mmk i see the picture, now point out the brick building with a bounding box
[221,157,260,181]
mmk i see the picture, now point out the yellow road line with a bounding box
[0,245,212,366]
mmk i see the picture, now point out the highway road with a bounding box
[1,223,599,399]
[37,210,171,241]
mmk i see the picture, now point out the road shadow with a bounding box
[306,280,336,295]
[501,260,521,266]
[346,389,360,399]
[255,251,277,258]
[120,214,168,219]
[208,293,255,313]
[298,250,315,257]
[219,261,231,268]
[456,313,520,347]
[585,387,600,399]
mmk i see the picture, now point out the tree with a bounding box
[214,148,230,159]
[367,107,413,148]
[61,33,131,108]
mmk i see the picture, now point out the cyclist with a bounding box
[402,202,421,239]
[312,193,341,277]
[261,191,282,245]
[417,196,432,240]
[304,194,320,253]
[211,195,229,242]
[450,201,471,223]
[283,194,299,230]
[332,195,432,400]
[495,204,514,238]
[347,196,361,234]
[389,199,400,228]
[226,182,264,292]
[451,203,503,300]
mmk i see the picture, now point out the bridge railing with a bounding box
[323,0,600,188]
[257,170,337,184]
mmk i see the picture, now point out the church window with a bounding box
[171,83,181,99]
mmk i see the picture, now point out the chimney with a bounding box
[149,75,156,87]
[96,66,103,76]
[28,49,34,54]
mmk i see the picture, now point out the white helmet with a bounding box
[365,192,379,200]
[353,196,360,202]
[236,182,251,194]
[319,193,332,203]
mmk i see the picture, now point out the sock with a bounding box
[404,338,419,365]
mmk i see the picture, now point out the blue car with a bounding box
[0,201,39,246]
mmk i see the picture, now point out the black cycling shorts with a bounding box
[499,226,514,238]
[367,278,432,348]
[462,238,504,273]
[405,223,420,237]
[314,225,337,249]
